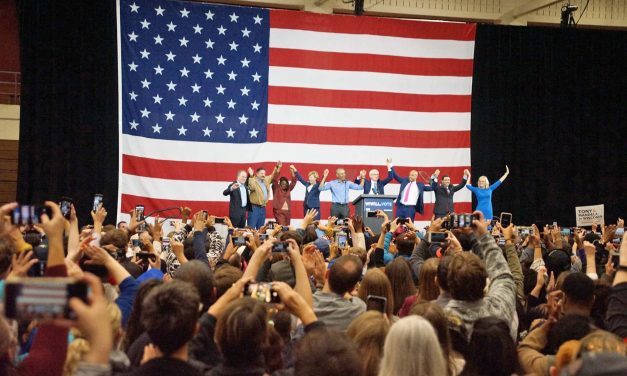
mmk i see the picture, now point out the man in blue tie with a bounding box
[319,168,365,219]
[390,160,439,220]
[355,159,393,195]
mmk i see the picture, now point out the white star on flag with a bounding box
[140,108,151,118]
[227,99,236,109]
[240,86,250,96]
[153,35,164,45]
[154,65,164,75]
[229,13,239,22]
[205,10,214,20]
[178,126,187,135]
[128,62,138,71]
[238,114,248,124]
[154,6,164,16]
[166,81,177,91]
[191,83,201,93]
[130,2,139,13]
[166,22,177,31]
[152,123,161,133]
[129,91,138,100]
[153,94,163,104]
[216,85,226,94]
[249,128,259,138]
[179,67,190,77]
[241,28,251,38]
[140,49,150,59]
[253,14,263,24]
[165,111,175,120]
[203,127,212,136]
[203,98,213,107]
[129,120,139,130]
[215,113,225,123]
[165,51,176,61]
[140,19,150,29]
[193,24,203,34]
[140,78,151,88]
[180,8,190,18]
[190,112,200,122]
[178,96,188,106]
[226,128,236,137]
[128,31,138,42]
[217,25,227,35]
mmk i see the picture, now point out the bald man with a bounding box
[319,168,364,218]
[355,159,393,195]
[390,160,439,220]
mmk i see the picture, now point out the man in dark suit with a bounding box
[431,169,470,218]
[355,159,394,195]
[222,170,251,227]
[390,161,439,220]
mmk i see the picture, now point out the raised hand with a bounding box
[230,182,240,190]
[359,170,367,178]
[386,158,392,166]
[8,251,38,278]
[618,217,624,228]
[247,167,254,176]
[470,211,488,237]
[276,160,282,169]
[41,202,66,240]
[91,203,107,226]
[505,165,510,175]
[601,224,617,244]
[303,208,319,227]
[323,169,329,177]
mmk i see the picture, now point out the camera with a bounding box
[272,241,289,253]
[259,234,269,242]
[245,282,280,303]
[444,213,477,229]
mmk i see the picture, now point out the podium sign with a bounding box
[352,194,397,231]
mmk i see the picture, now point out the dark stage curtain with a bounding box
[471,24,627,226]
[16,0,119,223]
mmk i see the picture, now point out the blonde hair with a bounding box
[64,302,122,376]
[378,316,447,376]
[478,176,489,188]
[418,258,439,302]
[347,311,391,376]
[308,171,318,179]
[554,340,581,375]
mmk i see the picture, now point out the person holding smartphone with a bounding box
[290,164,329,221]
[466,165,509,220]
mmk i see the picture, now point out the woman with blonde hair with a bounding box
[378,315,447,376]
[357,268,395,318]
[346,311,391,376]
[465,165,509,220]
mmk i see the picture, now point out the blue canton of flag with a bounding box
[120,0,269,143]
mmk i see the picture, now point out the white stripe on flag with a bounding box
[269,28,475,60]
[121,135,471,166]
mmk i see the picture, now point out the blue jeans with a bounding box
[396,204,416,220]
[248,205,266,229]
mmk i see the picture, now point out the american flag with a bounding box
[117,0,475,227]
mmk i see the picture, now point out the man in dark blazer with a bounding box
[355,159,394,195]
[222,170,251,227]
[430,169,470,218]
[390,162,439,220]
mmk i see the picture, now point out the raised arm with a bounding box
[498,165,509,183]
[319,169,329,187]
[452,169,470,192]
[423,169,440,192]
[269,161,281,182]
[289,176,297,191]
[292,165,309,186]
[247,167,257,192]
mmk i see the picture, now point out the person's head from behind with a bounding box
[394,232,415,256]
[327,255,363,295]
[561,273,595,316]
[410,302,453,370]
[0,239,16,279]
[346,311,390,376]
[418,257,440,301]
[256,167,266,179]
[215,297,268,366]
[307,171,318,184]
[175,260,215,312]
[357,269,394,317]
[379,315,446,376]
[295,328,361,376]
[436,255,453,292]
[551,340,581,376]
[214,265,243,299]
[335,168,346,181]
[464,317,519,376]
[577,330,626,357]
[384,257,417,315]
[547,314,592,355]
[447,252,487,301]
[441,175,451,188]
[236,169,247,184]
[141,280,200,355]
[123,279,163,350]
[477,176,489,189]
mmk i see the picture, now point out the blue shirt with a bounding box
[466,180,502,219]
[257,178,268,201]
[319,179,363,204]
[239,184,247,207]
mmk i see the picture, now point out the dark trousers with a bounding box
[396,204,416,220]
[230,210,247,228]
[249,205,266,229]
[304,205,321,220]
[273,208,291,226]
[331,203,349,219]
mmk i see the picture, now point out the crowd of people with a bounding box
[0,182,625,375]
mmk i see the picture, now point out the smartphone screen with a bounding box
[259,234,269,242]
[135,205,146,232]
[500,213,512,228]
[337,234,348,248]
[366,295,387,313]
[245,282,280,303]
[233,236,245,246]
[59,197,72,219]
[93,194,103,212]
[4,278,88,320]
[367,211,377,218]
[215,217,225,224]
[428,232,446,243]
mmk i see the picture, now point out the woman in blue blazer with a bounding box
[290,165,329,221]
[466,165,509,220]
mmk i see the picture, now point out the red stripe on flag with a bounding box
[122,155,470,182]
[120,194,472,222]
[269,48,474,77]
[268,86,471,112]
[270,10,476,41]
[267,124,470,148]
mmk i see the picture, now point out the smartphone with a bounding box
[92,194,103,212]
[397,218,409,225]
[366,295,387,313]
[272,241,289,253]
[560,228,571,236]
[136,251,157,262]
[259,234,269,242]
[266,221,275,229]
[232,236,246,246]
[427,232,446,244]
[518,226,534,237]
[135,205,146,232]
[615,228,625,237]
[162,236,170,249]
[367,211,377,218]
[281,226,289,231]
[215,217,225,224]
[202,210,208,220]
[131,238,140,248]
[336,219,345,226]
[11,205,50,226]
[59,197,72,220]
[336,233,348,248]
[244,282,280,303]
[498,238,506,246]
[373,248,385,267]
[500,212,512,228]
[4,278,88,320]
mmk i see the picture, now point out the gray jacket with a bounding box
[313,290,366,331]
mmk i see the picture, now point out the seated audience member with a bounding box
[313,255,366,330]
[346,311,391,376]
[461,317,521,376]
[378,315,447,376]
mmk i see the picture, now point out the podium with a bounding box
[352,194,397,230]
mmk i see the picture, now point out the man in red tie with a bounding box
[390,160,440,220]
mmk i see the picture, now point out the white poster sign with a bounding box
[575,204,605,227]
